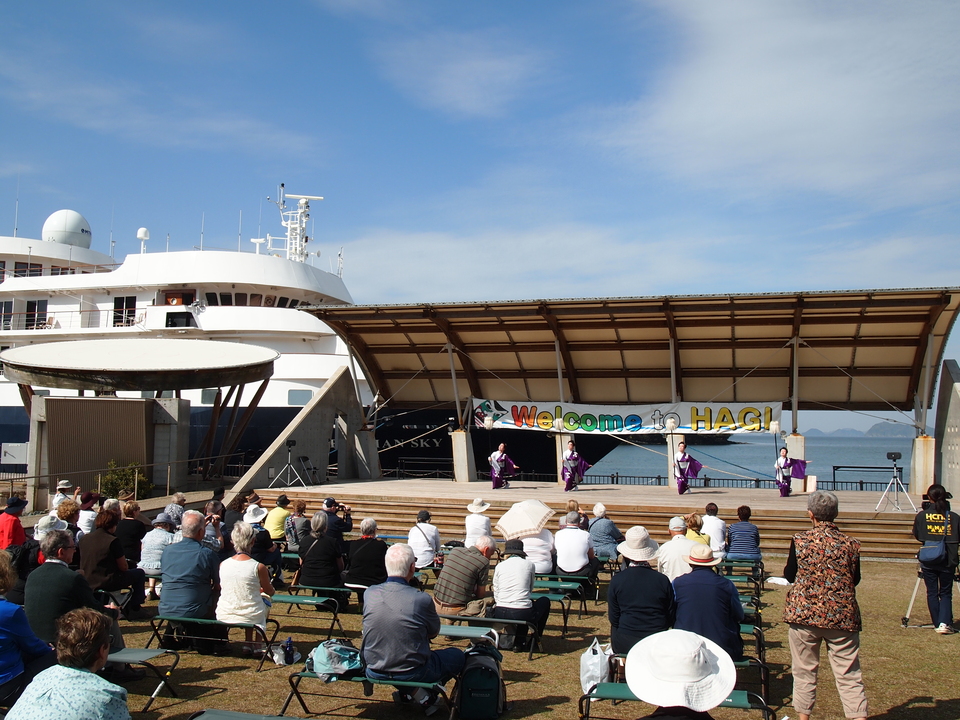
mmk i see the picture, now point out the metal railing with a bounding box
[824,465,904,492]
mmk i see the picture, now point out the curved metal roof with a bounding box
[305,288,960,413]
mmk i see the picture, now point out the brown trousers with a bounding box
[788,624,868,718]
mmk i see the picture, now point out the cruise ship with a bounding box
[0,187,369,472]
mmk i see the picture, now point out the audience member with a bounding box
[654,516,698,582]
[464,498,492,548]
[297,511,348,608]
[284,500,311,552]
[783,491,867,720]
[163,492,187,528]
[0,550,56,707]
[345,518,388,588]
[408,509,441,571]
[216,522,275,655]
[684,513,710,546]
[520,526,555,574]
[588,503,624,561]
[565,499,590,530]
[0,497,28,548]
[555,511,600,583]
[78,511,146,617]
[700,504,727,560]
[114,502,147,566]
[492,540,550,651]
[607,526,673,654]
[912,483,959,634]
[433,536,496,617]
[116,491,152,527]
[725,506,762,563]
[673,545,744,660]
[51,480,80,510]
[77,492,102,538]
[362,544,465,711]
[264,494,291,541]
[624,629,736,720]
[243,504,282,588]
[6,608,131,720]
[139,513,176,601]
[158,510,223,655]
[322,497,353,555]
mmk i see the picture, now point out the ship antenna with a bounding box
[13,173,19,238]
[200,212,204,251]
[337,247,343,278]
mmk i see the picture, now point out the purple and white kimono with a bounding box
[674,451,703,495]
[775,456,807,497]
[490,450,517,489]
[562,450,591,492]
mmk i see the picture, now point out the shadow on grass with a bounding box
[869,696,960,720]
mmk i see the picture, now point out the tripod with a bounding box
[268,442,305,488]
[876,459,916,512]
[902,564,960,628]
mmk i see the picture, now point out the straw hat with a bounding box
[243,505,268,524]
[617,526,659,562]
[467,498,490,514]
[685,544,722,567]
[625,630,735,712]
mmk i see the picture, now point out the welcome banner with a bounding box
[473,399,782,435]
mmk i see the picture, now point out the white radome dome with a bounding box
[41,209,92,249]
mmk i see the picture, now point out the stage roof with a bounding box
[304,288,960,413]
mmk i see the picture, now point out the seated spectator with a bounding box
[4,515,51,605]
[195,500,225,553]
[673,545,744,661]
[700,504,727,560]
[51,480,80,510]
[624,629,736,720]
[243,504,283,588]
[520,526,555,574]
[77,493,102,538]
[321,497,353,556]
[344,518,388,589]
[297,511,348,609]
[264,494,291,542]
[78,511,146,617]
[608,526,673,654]
[363,544,465,711]
[101,498,121,516]
[163,493,187,528]
[116,491,152,527]
[0,550,56,707]
[158,510,223,655]
[0,496,28,549]
[555,511,600,584]
[222,492,253,543]
[6,608,132,720]
[565,500,590,530]
[655,516,698,582]
[464,498,492,548]
[684,513,711,546]
[114,502,147,567]
[408,509,441,571]
[433,536,496,618]
[492,539,550,651]
[139,513,176,601]
[283,500,311,552]
[216,522,275,655]
[588,503,624,561]
[726,506,762,563]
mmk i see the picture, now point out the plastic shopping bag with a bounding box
[579,637,613,693]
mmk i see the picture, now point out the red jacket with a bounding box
[0,512,25,548]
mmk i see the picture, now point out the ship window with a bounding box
[219,293,233,306]
[288,390,313,406]
[0,302,12,330]
[165,312,197,328]
[234,293,248,306]
[50,266,73,276]
[205,293,219,306]
[276,297,289,308]
[164,291,195,306]
[0,260,5,282]
[201,388,220,405]
[264,296,276,307]
[112,296,136,327]
[249,294,262,306]
[15,262,41,278]
[141,390,174,399]
[288,299,299,308]
[0,346,7,375]
[33,389,50,397]
[25,300,47,329]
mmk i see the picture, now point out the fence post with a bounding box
[134,468,139,500]
[97,473,101,494]
[166,465,171,495]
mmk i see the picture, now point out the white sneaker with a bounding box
[935,623,957,634]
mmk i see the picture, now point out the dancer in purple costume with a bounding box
[562,441,591,492]
[674,442,703,495]
[489,443,518,489]
[775,447,807,497]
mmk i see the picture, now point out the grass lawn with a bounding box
[117,559,958,720]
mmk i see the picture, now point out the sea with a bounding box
[587,434,917,491]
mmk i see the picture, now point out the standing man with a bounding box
[322,497,353,555]
[363,544,465,710]
[654,516,698,582]
[433,536,496,618]
[492,539,550,651]
[701,503,727,560]
[0,497,27,548]
[672,545,744,661]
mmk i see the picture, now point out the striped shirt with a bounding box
[433,546,490,606]
[726,521,760,555]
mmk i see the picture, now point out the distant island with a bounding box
[805,421,928,438]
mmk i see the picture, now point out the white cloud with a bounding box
[372,29,545,118]
[596,1,960,208]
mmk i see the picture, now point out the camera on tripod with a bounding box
[887,451,902,462]
[286,439,297,449]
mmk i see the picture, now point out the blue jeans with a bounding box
[725,552,762,562]
[921,564,955,626]
[366,648,465,688]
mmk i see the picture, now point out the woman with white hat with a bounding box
[243,504,283,588]
[608,526,674,654]
[625,629,736,719]
[464,498,491,548]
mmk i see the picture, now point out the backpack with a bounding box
[305,639,364,681]
[453,642,507,720]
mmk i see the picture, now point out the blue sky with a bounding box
[1,1,958,431]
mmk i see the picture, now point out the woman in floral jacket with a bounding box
[783,490,867,720]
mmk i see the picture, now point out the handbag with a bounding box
[579,637,613,693]
[917,517,950,565]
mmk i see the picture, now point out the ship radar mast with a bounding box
[262,183,324,263]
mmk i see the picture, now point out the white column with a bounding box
[451,430,478,483]
[911,435,936,494]
[666,433,685,490]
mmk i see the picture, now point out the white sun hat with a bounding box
[243,505,268,524]
[467,498,491,514]
[625,629,735,713]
